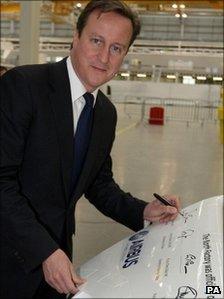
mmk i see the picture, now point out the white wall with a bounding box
[102,81,221,103]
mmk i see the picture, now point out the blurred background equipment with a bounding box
[0,0,223,83]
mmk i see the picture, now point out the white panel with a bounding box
[73,196,223,298]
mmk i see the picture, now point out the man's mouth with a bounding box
[91,65,107,72]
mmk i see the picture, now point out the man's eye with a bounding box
[110,45,122,54]
[91,38,102,45]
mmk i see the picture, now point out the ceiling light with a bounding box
[121,73,130,77]
[182,13,188,18]
[213,77,223,81]
[183,76,195,85]
[172,4,178,9]
[137,73,147,78]
[167,75,176,79]
[175,13,180,18]
[76,3,82,8]
[159,4,163,10]
[197,76,206,80]
[179,4,185,9]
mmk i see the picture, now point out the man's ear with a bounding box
[73,31,79,47]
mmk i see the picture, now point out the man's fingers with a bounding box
[155,205,177,216]
[146,215,163,222]
[61,275,78,294]
[159,214,176,223]
[42,249,83,295]
[70,265,86,286]
[165,205,178,214]
[160,206,178,222]
[159,210,179,223]
[145,205,178,223]
[144,195,181,224]
[50,272,78,295]
[46,273,66,294]
[164,195,181,211]
[60,266,81,294]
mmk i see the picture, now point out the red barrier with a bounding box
[148,107,164,125]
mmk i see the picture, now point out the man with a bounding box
[0,1,180,298]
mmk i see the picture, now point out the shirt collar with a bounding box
[66,56,98,104]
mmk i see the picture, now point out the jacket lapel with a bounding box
[48,58,74,202]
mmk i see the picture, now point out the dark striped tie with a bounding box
[71,92,94,192]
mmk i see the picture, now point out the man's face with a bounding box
[71,10,133,92]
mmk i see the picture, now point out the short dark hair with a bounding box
[76,0,141,47]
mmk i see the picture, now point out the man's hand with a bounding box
[143,195,181,224]
[42,249,86,295]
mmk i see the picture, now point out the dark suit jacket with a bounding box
[0,58,147,296]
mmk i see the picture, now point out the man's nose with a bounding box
[98,46,110,64]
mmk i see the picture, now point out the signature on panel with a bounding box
[177,229,194,239]
[184,254,197,274]
[176,286,197,298]
[182,208,198,223]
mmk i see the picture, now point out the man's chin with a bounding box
[88,78,110,89]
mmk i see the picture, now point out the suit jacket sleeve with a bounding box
[85,105,147,232]
[0,69,59,273]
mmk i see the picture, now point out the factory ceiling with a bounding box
[1,1,223,16]
[1,0,223,74]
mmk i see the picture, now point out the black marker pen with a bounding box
[153,193,184,217]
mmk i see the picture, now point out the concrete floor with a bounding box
[73,103,223,268]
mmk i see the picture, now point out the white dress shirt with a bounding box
[66,56,98,134]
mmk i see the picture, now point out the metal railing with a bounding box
[120,95,219,125]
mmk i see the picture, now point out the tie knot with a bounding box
[83,92,94,107]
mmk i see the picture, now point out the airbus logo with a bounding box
[122,230,149,269]
[129,230,149,241]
